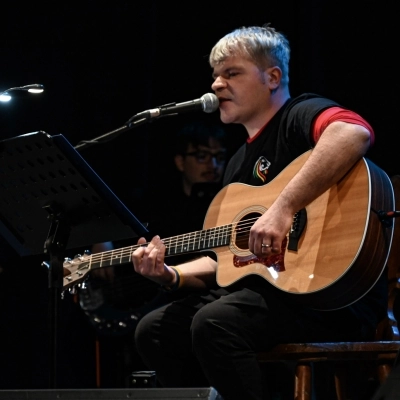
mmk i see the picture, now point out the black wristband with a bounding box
[162,266,180,292]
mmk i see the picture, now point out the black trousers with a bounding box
[134,282,372,400]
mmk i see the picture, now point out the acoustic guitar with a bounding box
[64,150,395,312]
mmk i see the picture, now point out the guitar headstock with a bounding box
[63,253,92,291]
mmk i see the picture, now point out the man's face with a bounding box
[175,137,226,189]
[211,55,271,129]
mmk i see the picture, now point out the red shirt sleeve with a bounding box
[312,107,375,146]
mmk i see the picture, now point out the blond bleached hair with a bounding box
[209,24,290,87]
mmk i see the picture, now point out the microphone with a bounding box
[130,93,219,122]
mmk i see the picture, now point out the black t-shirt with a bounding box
[223,93,339,186]
[220,93,388,334]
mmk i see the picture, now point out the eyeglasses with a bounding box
[184,150,227,164]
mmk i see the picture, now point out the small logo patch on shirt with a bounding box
[253,156,271,183]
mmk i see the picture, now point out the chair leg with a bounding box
[295,362,312,400]
[377,361,392,383]
[334,363,348,400]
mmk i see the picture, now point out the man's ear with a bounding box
[174,154,185,172]
[267,66,282,90]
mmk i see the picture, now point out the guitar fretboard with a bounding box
[165,225,232,255]
[89,224,233,270]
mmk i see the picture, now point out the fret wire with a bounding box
[216,225,222,246]
[88,218,254,264]
[188,232,194,252]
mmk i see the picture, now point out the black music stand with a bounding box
[0,131,148,388]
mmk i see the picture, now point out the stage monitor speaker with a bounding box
[0,388,223,400]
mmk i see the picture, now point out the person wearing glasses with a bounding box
[131,25,386,400]
[145,120,228,240]
[174,122,227,197]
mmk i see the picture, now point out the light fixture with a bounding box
[0,84,44,102]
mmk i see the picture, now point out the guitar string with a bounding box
[80,218,254,304]
[84,216,259,267]
[79,216,259,306]
[70,217,258,307]
[90,224,254,265]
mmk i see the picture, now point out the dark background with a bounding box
[0,0,398,391]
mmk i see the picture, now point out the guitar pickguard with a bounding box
[233,237,287,273]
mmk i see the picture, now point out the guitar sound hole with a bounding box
[235,212,261,250]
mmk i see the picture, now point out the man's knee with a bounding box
[191,302,225,343]
[135,310,157,345]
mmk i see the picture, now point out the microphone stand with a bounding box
[74,116,149,151]
[74,95,216,151]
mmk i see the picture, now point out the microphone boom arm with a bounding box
[75,93,219,151]
[74,117,148,151]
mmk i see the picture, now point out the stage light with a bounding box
[0,84,44,102]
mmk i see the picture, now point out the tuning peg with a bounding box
[84,249,91,255]
[73,254,82,259]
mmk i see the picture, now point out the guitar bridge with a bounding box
[288,208,307,251]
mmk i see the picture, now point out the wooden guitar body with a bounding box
[206,151,394,310]
[64,151,395,311]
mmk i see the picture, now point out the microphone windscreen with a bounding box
[201,93,219,113]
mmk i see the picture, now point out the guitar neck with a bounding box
[88,225,233,270]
